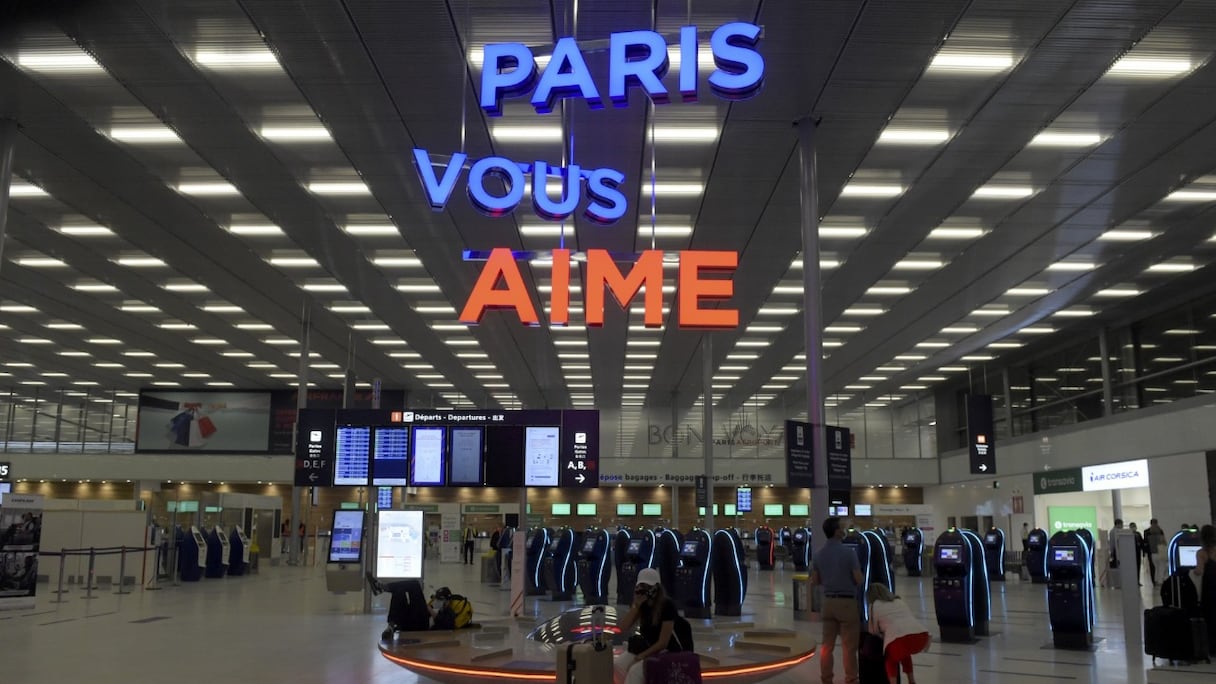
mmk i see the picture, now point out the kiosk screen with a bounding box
[985,534,999,544]
[1179,545,1201,567]
[938,546,961,562]
[192,531,206,546]
[906,534,918,544]
[794,531,806,542]
[627,540,643,556]
[549,536,563,551]
[1053,548,1076,562]
[1029,533,1045,545]
[681,541,699,556]
[582,538,598,555]
[328,510,365,563]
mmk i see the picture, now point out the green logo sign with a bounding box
[464,505,500,513]
[1048,505,1097,533]
[401,504,440,513]
[1033,467,1083,495]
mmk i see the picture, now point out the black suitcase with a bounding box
[858,632,900,684]
[1144,577,1211,665]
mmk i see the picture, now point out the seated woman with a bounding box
[613,568,692,684]
[867,584,931,684]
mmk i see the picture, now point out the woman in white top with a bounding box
[867,584,931,684]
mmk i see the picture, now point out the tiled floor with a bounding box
[0,557,1210,683]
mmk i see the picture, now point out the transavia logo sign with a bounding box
[413,23,765,331]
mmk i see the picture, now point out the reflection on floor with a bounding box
[0,557,1207,683]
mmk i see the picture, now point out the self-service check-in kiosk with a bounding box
[677,529,713,619]
[983,528,1005,582]
[613,528,633,603]
[654,528,682,594]
[617,529,656,604]
[1026,528,1049,584]
[228,525,250,576]
[180,526,207,582]
[933,528,990,642]
[1046,530,1095,649]
[755,526,776,571]
[205,525,229,578]
[544,527,577,601]
[791,528,811,571]
[713,528,747,616]
[779,526,793,559]
[577,529,612,604]
[864,529,895,593]
[843,529,871,620]
[903,528,924,577]
[525,528,550,596]
[1076,528,1096,585]
[1168,527,1203,576]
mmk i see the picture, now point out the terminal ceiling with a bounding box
[3,0,1216,439]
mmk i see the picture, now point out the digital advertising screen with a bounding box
[551,503,571,516]
[1053,548,1077,563]
[524,426,560,487]
[371,427,409,486]
[376,510,425,580]
[1179,545,1201,567]
[327,510,365,563]
[410,426,446,486]
[448,427,484,484]
[938,546,961,562]
[789,504,809,516]
[854,504,872,516]
[617,503,638,516]
[135,390,273,452]
[333,426,371,486]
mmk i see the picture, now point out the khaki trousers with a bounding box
[820,596,860,684]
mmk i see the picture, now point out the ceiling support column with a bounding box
[0,118,18,273]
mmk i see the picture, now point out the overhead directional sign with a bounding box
[295,408,336,487]
[826,425,852,491]
[785,420,813,488]
[559,408,599,489]
[695,476,708,508]
[967,395,996,475]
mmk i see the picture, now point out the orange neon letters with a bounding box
[549,248,571,325]
[585,249,664,327]
[678,250,738,328]
[459,247,539,325]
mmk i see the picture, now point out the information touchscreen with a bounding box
[333,426,371,486]
[582,538,597,554]
[681,541,699,555]
[371,427,409,486]
[524,426,560,487]
[328,510,365,563]
[1053,547,1077,563]
[938,546,961,562]
[985,534,998,544]
[375,510,425,579]
[1179,545,1201,567]
[627,540,643,556]
[410,427,446,486]
[449,427,484,484]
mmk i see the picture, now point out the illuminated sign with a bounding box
[415,22,764,331]
[1080,459,1149,492]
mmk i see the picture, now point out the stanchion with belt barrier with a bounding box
[115,546,131,595]
[51,549,69,603]
[84,547,97,600]
[38,545,161,601]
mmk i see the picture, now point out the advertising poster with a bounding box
[0,494,44,611]
[785,420,813,488]
[136,390,273,452]
[1047,505,1098,534]
[376,511,425,580]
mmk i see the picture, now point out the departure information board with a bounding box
[372,427,409,486]
[449,427,484,484]
[411,427,446,486]
[524,426,560,486]
[334,426,371,486]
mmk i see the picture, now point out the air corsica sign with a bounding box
[413,23,765,329]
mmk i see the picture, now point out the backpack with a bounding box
[432,594,473,630]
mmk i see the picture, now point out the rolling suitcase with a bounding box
[1144,576,1210,665]
[558,606,613,684]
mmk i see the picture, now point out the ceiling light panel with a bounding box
[108,125,182,144]
[928,52,1016,73]
[876,128,951,145]
[194,48,280,70]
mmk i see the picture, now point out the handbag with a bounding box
[643,651,701,684]
[627,634,649,654]
[197,411,218,438]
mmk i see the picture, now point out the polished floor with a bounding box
[0,554,1210,683]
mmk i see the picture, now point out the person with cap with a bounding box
[614,567,690,684]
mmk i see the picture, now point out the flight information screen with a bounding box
[524,426,560,487]
[410,427,446,486]
[371,427,409,486]
[449,427,484,484]
[333,426,371,486]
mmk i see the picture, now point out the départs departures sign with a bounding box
[413,23,766,330]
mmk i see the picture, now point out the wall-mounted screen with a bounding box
[617,503,638,516]
[577,503,597,516]
[642,503,662,516]
[938,545,961,562]
[854,504,872,516]
[524,426,560,487]
[334,426,371,486]
[1053,547,1077,563]
[551,503,571,516]
[0,482,9,505]
[371,427,409,486]
[1179,545,1201,567]
[410,427,446,486]
[377,487,393,511]
[327,510,365,563]
[698,505,722,516]
[764,504,784,516]
[724,504,737,516]
[736,486,752,513]
[789,504,809,516]
[136,390,272,452]
[484,425,524,487]
[830,505,849,516]
[448,427,484,484]
[376,510,425,579]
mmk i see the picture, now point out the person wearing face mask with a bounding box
[613,568,693,684]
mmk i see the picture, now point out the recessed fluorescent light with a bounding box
[961,354,995,361]
[490,126,562,142]
[877,128,950,145]
[72,283,119,292]
[843,306,885,316]
[1095,288,1140,297]
[44,322,83,329]
[840,183,904,198]
[866,286,912,295]
[372,256,422,267]
[236,323,273,330]
[1029,131,1103,147]
[757,306,799,315]
[636,225,694,237]
[86,338,123,345]
[9,183,49,197]
[1098,229,1156,242]
[893,259,943,270]
[115,257,167,267]
[1163,190,1216,202]
[164,283,209,292]
[396,283,442,293]
[329,305,371,313]
[301,283,347,292]
[59,225,113,236]
[191,338,228,345]
[1047,261,1095,272]
[518,225,566,237]
[928,52,1015,73]
[158,322,196,330]
[651,127,720,143]
[972,185,1035,199]
[269,257,320,267]
[1164,328,1202,335]
[109,125,182,144]
[122,351,155,357]
[307,182,370,195]
[824,325,861,333]
[928,227,985,240]
[1147,262,1194,273]
[645,182,704,196]
[260,126,331,141]
[202,304,243,313]
[342,224,398,236]
[17,337,53,345]
[17,51,103,73]
[177,182,239,196]
[940,326,979,334]
[1006,287,1051,296]
[1052,308,1094,317]
[1107,57,1193,78]
[352,322,390,330]
[0,304,36,313]
[820,226,868,238]
[1019,326,1055,334]
[194,49,280,69]
[228,224,283,236]
[16,257,67,267]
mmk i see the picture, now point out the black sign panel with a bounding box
[967,394,996,475]
[559,409,600,489]
[785,420,814,488]
[0,461,10,481]
[295,408,336,486]
[695,476,708,509]
[826,425,852,491]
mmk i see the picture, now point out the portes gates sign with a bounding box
[413,23,765,330]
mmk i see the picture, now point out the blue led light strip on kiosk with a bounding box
[715,529,745,606]
[959,530,990,624]
[533,528,550,590]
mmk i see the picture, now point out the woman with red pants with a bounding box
[866,584,931,684]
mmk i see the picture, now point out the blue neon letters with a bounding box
[480,22,764,116]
